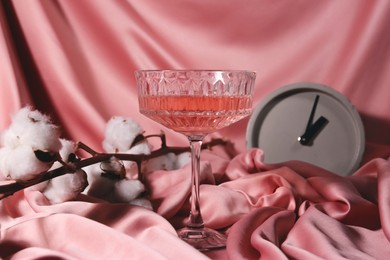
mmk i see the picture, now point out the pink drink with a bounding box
[136,70,256,251]
[139,95,252,134]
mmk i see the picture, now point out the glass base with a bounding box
[177,226,227,251]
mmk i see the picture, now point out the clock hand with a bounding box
[298,116,328,145]
[303,95,320,134]
[298,95,328,145]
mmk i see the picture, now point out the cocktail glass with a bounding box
[135,70,256,251]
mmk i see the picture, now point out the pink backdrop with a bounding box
[1,0,390,259]
[2,0,390,153]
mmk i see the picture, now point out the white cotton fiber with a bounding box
[0,146,53,181]
[129,197,153,210]
[126,141,151,155]
[122,160,139,179]
[42,169,88,204]
[122,142,152,178]
[142,151,191,173]
[82,163,105,194]
[0,107,62,182]
[113,178,145,202]
[102,116,146,153]
[27,179,49,192]
[1,107,61,152]
[143,152,177,173]
[85,172,116,200]
[99,156,126,179]
[56,139,77,162]
[103,116,152,179]
[39,139,88,204]
[174,152,191,169]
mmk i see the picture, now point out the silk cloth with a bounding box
[1,149,390,259]
[1,0,390,259]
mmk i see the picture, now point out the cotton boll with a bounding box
[35,138,89,203]
[48,139,78,172]
[0,148,10,179]
[122,160,139,180]
[174,152,191,169]
[99,157,126,179]
[122,141,152,178]
[82,163,105,194]
[0,107,33,147]
[102,116,146,153]
[27,180,49,192]
[143,153,177,173]
[1,107,61,152]
[83,163,117,199]
[83,159,148,205]
[130,197,153,210]
[111,141,152,179]
[127,141,151,156]
[1,128,18,148]
[113,179,145,202]
[85,174,116,200]
[103,139,152,178]
[0,146,53,181]
[0,148,11,181]
[57,139,77,162]
[0,107,61,182]
[102,116,151,179]
[84,159,128,198]
[42,169,88,204]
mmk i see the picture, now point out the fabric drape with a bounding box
[1,0,390,259]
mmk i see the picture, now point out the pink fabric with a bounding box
[1,0,390,259]
[1,149,390,259]
[1,0,390,152]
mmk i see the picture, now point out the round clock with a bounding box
[246,82,365,176]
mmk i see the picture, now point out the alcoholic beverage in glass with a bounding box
[138,95,252,134]
[136,70,256,251]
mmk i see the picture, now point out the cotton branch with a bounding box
[0,134,231,200]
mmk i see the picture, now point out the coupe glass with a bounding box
[135,70,256,251]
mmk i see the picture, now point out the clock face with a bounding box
[246,82,365,176]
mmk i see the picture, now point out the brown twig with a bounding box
[0,136,231,200]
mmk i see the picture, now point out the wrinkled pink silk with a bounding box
[1,149,390,259]
[1,0,390,259]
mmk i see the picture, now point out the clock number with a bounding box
[298,95,329,146]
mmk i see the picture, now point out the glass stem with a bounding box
[188,136,205,229]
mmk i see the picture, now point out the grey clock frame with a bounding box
[246,82,365,176]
